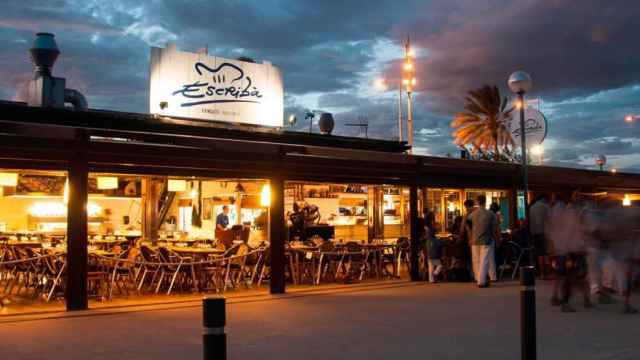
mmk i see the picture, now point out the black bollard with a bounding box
[203,297,226,360]
[520,266,536,360]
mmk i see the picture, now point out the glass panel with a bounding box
[285,182,369,243]
[382,186,410,239]
[465,189,510,230]
[0,168,68,314]
[83,173,270,306]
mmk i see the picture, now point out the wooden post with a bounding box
[269,176,285,294]
[66,129,88,311]
[367,186,384,242]
[409,183,421,281]
[141,177,161,244]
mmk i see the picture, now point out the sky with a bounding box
[1,0,640,171]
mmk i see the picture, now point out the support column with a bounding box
[66,129,88,311]
[367,186,384,242]
[409,183,421,281]
[141,178,161,244]
[269,176,286,294]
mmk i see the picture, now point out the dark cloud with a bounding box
[397,0,640,114]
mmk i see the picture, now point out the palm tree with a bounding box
[450,85,515,160]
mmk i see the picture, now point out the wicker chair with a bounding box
[315,241,343,284]
[137,245,161,292]
[155,247,196,295]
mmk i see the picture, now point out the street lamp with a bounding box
[508,70,533,221]
[624,114,640,123]
[403,36,416,154]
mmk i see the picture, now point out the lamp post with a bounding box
[508,71,533,222]
[403,37,416,154]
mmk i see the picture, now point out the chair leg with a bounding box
[155,271,165,294]
[137,269,148,291]
[223,264,231,292]
[47,263,65,302]
[109,267,118,300]
[512,252,524,280]
[250,256,262,286]
[258,266,266,286]
[315,254,324,285]
[167,267,180,295]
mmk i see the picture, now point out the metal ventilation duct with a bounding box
[25,32,87,110]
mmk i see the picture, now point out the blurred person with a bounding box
[425,214,443,283]
[470,195,499,288]
[600,203,639,314]
[489,202,503,226]
[529,194,551,279]
[460,199,476,280]
[547,192,593,312]
[583,204,617,306]
[489,202,501,281]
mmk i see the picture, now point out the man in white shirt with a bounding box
[470,195,499,287]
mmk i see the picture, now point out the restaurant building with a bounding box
[1,34,640,314]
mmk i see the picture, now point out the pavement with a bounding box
[0,280,638,360]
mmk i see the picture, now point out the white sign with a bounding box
[507,107,547,147]
[149,44,284,127]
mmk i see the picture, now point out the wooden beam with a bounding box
[269,176,286,294]
[66,130,88,311]
[0,102,408,153]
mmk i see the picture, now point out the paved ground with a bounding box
[1,281,638,360]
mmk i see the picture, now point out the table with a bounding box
[169,246,225,261]
[89,239,128,250]
[6,240,43,248]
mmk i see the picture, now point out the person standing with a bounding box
[529,194,551,279]
[460,199,476,280]
[470,195,499,288]
[547,193,593,312]
[425,214,443,283]
[601,203,639,314]
[216,205,230,231]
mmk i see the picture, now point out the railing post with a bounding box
[203,297,226,360]
[521,266,536,360]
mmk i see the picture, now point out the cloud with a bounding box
[397,0,640,114]
[1,0,640,172]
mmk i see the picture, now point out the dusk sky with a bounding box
[1,1,640,171]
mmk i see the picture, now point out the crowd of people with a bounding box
[529,192,638,314]
[421,192,639,314]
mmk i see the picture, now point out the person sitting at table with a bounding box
[216,205,230,231]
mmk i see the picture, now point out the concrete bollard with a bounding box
[203,297,226,360]
[520,266,536,360]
